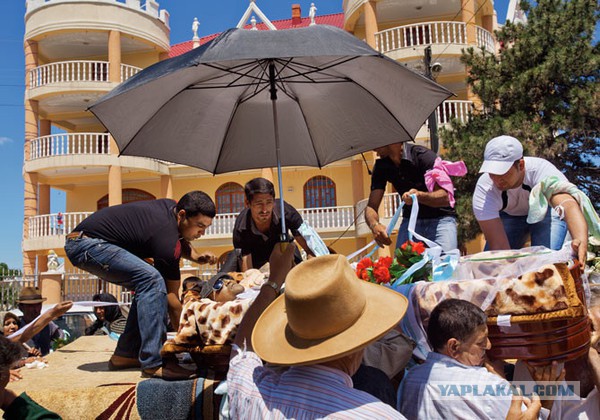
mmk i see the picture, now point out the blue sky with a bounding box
[0,0,512,269]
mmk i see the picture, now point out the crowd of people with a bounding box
[0,134,596,419]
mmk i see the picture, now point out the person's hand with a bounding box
[401,189,420,205]
[505,389,541,420]
[269,242,296,288]
[27,347,41,357]
[525,360,566,383]
[571,238,587,269]
[50,301,73,318]
[196,251,217,265]
[371,223,392,247]
[9,369,22,382]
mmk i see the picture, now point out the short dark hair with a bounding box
[177,191,216,218]
[3,312,18,326]
[244,178,275,202]
[0,335,22,369]
[427,299,487,352]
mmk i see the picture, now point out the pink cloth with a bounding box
[424,157,467,208]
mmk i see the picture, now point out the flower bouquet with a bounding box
[355,240,432,286]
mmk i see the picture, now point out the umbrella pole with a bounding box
[269,62,288,243]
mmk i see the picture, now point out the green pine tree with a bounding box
[441,0,599,245]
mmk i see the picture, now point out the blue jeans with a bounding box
[490,209,567,250]
[65,237,167,369]
[396,216,457,253]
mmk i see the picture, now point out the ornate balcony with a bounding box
[29,61,141,89]
[375,22,495,56]
[24,212,92,252]
[355,193,401,237]
[29,133,111,160]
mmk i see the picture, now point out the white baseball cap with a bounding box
[479,135,523,175]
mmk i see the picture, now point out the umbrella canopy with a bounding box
[90,25,452,174]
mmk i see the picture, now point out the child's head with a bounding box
[0,335,22,392]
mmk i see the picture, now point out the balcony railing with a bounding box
[29,61,141,88]
[375,22,495,55]
[28,212,92,239]
[29,133,111,160]
[435,100,474,125]
[355,192,401,224]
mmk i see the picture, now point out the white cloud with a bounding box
[0,137,14,145]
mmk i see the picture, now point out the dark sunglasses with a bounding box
[212,278,224,292]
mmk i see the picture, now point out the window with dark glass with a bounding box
[304,176,336,208]
[216,182,245,213]
[97,189,155,210]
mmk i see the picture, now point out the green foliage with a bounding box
[0,262,22,277]
[441,0,599,245]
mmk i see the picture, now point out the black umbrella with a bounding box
[90,25,452,237]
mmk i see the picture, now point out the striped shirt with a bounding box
[227,349,405,419]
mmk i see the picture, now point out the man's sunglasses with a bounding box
[212,278,225,292]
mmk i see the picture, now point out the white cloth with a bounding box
[473,157,566,221]
[399,352,515,419]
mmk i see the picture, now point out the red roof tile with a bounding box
[169,13,345,58]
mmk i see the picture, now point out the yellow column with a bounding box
[351,159,366,205]
[108,166,122,206]
[161,174,173,199]
[108,30,121,83]
[40,272,62,304]
[39,183,50,271]
[363,1,379,49]
[461,0,477,45]
[23,39,39,275]
[260,168,274,183]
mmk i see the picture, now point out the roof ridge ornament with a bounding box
[237,0,277,30]
[309,3,317,26]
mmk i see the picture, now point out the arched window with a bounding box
[304,176,336,208]
[216,182,245,213]
[97,189,155,210]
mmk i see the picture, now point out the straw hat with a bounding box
[16,287,47,304]
[252,254,408,366]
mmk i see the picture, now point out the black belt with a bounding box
[66,231,87,241]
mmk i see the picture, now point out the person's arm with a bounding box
[232,243,296,356]
[240,254,253,271]
[165,279,182,331]
[550,193,588,264]
[525,360,566,411]
[181,242,217,265]
[401,185,451,207]
[293,234,315,259]
[505,389,542,420]
[478,218,511,250]
[588,347,600,411]
[365,189,392,248]
[11,301,73,344]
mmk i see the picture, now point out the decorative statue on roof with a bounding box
[192,17,199,39]
[309,3,317,26]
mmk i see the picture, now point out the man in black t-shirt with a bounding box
[232,178,314,270]
[64,191,217,380]
[365,142,457,252]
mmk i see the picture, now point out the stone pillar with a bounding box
[108,165,122,206]
[461,0,477,44]
[39,119,51,137]
[363,1,379,49]
[351,158,365,205]
[161,174,173,199]
[38,184,50,273]
[108,30,122,83]
[40,271,62,304]
[260,168,274,183]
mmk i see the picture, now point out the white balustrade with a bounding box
[26,0,168,19]
[435,100,474,125]
[29,61,142,88]
[476,26,496,53]
[299,206,355,230]
[28,133,111,160]
[205,213,239,236]
[28,212,92,239]
[381,193,402,219]
[375,22,467,54]
[120,64,142,82]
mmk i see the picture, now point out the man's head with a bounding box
[374,142,404,166]
[202,273,245,303]
[427,299,490,366]
[479,136,526,191]
[244,178,276,227]
[176,191,216,242]
[16,287,46,322]
[251,254,408,372]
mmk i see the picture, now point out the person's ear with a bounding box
[244,198,250,208]
[518,159,525,171]
[446,338,461,358]
[177,209,186,222]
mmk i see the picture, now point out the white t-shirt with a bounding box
[473,157,566,221]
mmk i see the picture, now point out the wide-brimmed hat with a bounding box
[252,254,408,366]
[479,135,524,175]
[16,287,47,304]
